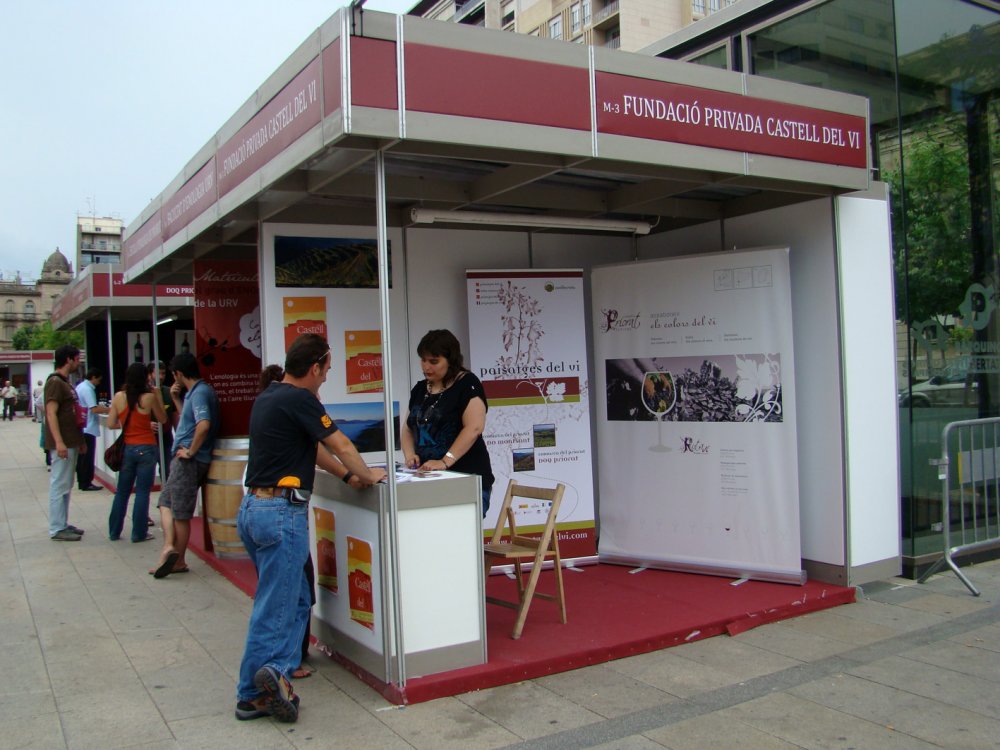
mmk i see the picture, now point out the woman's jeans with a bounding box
[236,495,311,701]
[108,444,158,542]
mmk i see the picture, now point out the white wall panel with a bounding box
[640,200,848,568]
[835,189,901,573]
[722,201,846,567]
[403,228,530,383]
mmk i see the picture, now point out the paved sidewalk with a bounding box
[2,416,999,749]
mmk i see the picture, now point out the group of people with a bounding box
[40,328,494,728]
[43,347,217,561]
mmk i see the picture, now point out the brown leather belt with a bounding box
[249,487,295,499]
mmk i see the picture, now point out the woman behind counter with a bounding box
[401,329,494,516]
[107,362,168,542]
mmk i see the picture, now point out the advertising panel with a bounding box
[591,248,802,582]
[595,72,867,168]
[216,58,322,197]
[259,224,408,460]
[192,260,262,436]
[467,270,596,559]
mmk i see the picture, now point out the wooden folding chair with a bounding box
[483,480,567,639]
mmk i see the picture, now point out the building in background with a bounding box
[0,249,74,349]
[407,0,741,52]
[76,215,123,270]
[0,249,76,408]
[644,0,1000,576]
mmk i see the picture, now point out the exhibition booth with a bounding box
[111,7,899,700]
[0,350,57,417]
[51,264,194,487]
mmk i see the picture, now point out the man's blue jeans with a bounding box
[48,447,78,536]
[108,444,158,542]
[236,494,311,701]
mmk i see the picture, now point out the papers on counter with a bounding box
[377,466,446,483]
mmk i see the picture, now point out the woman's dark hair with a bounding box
[285,334,330,378]
[417,329,465,385]
[123,362,150,410]
[259,364,284,393]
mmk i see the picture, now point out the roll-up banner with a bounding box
[591,248,803,583]
[467,270,596,560]
[192,259,262,437]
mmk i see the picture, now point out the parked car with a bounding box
[899,371,977,407]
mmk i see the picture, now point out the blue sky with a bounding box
[0,0,414,281]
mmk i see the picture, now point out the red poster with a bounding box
[283,297,327,350]
[347,536,374,631]
[193,260,262,437]
[314,507,337,594]
[344,330,382,393]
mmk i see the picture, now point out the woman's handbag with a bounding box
[104,402,132,472]
[104,433,126,472]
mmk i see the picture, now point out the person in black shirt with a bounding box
[401,329,494,516]
[253,364,362,680]
[234,334,385,724]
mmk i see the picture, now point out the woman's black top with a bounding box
[406,371,494,491]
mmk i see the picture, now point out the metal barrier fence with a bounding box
[918,416,1000,596]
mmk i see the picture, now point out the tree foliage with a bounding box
[10,321,84,350]
[887,128,972,326]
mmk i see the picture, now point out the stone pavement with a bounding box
[2,415,999,749]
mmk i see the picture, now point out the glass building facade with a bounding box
[654,0,999,575]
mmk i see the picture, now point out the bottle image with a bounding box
[134,334,144,363]
[181,333,190,354]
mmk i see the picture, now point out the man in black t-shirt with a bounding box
[234,334,386,724]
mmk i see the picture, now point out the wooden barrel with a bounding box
[204,437,250,559]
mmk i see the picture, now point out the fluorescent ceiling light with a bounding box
[410,208,651,235]
[156,314,178,326]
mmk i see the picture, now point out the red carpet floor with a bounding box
[188,517,855,704]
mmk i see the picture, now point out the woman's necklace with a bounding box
[419,379,449,424]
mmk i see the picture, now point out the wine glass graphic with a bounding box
[642,371,676,452]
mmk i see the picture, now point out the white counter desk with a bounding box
[93,414,166,492]
[310,468,486,681]
[93,413,118,487]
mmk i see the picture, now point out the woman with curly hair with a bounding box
[401,329,494,516]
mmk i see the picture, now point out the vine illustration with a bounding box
[497,281,544,370]
[734,354,782,422]
[196,327,229,368]
[513,379,566,420]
